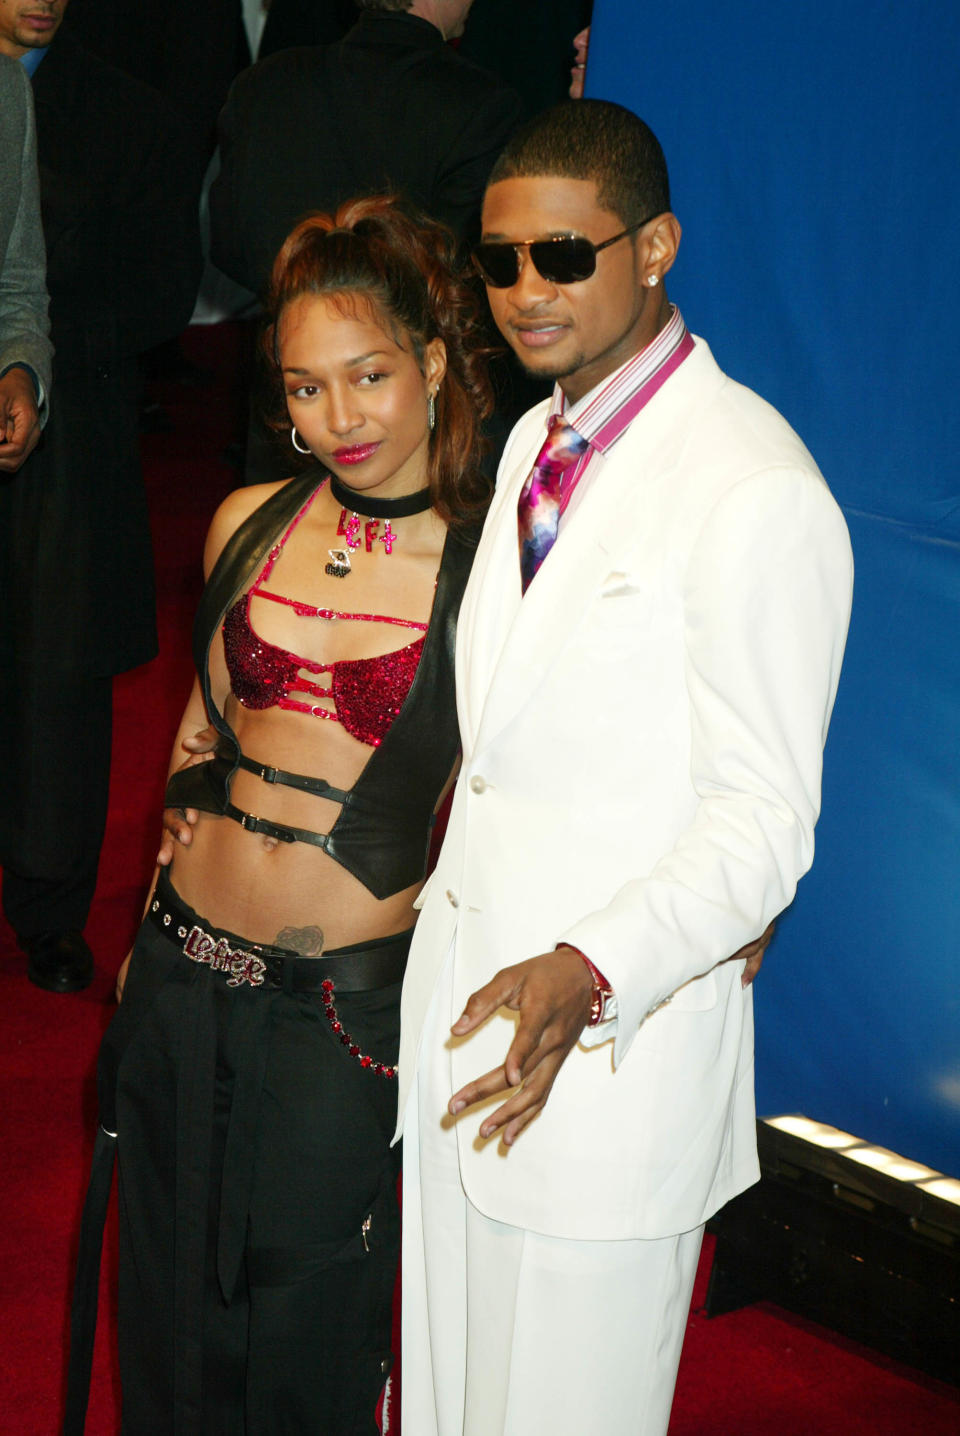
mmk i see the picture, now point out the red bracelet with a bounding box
[561,946,614,1027]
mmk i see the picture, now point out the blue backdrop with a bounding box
[588,1,960,1174]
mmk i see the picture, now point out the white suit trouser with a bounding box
[401,946,704,1436]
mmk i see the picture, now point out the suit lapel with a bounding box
[460,424,650,754]
[460,339,722,753]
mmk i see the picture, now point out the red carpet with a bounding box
[1,323,957,1433]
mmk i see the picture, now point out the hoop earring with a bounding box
[291,426,312,455]
[427,392,436,432]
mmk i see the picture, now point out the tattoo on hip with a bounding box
[275,924,325,957]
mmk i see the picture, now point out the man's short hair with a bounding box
[488,99,671,228]
[355,1,413,11]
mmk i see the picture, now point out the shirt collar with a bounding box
[351,11,444,50]
[551,306,694,453]
[19,46,49,76]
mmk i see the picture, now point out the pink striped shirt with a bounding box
[551,305,694,524]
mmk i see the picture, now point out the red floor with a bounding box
[1,324,956,1433]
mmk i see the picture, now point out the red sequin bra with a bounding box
[221,488,428,748]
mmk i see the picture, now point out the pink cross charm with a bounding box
[379,522,396,555]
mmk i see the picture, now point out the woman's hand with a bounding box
[157,724,218,865]
[729,920,776,987]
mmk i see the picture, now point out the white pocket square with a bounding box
[599,572,641,598]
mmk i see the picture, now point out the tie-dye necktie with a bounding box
[517,414,589,594]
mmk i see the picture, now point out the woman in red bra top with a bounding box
[68,199,493,1436]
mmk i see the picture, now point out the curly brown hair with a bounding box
[262,196,494,528]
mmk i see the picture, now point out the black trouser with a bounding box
[0,670,112,939]
[71,877,407,1435]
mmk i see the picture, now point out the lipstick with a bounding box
[332,443,381,465]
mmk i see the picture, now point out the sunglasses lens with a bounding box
[530,237,597,284]
[472,236,600,287]
[472,244,519,288]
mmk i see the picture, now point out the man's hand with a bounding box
[448,945,594,1147]
[447,922,777,1146]
[730,920,775,987]
[157,724,218,865]
[0,367,41,473]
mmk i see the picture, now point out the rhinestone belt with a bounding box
[146,881,409,1078]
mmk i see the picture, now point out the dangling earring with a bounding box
[291,426,312,454]
[427,391,436,432]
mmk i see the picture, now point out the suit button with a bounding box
[469,775,487,794]
[445,889,459,908]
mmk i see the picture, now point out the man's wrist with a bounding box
[559,944,617,1027]
[0,362,41,400]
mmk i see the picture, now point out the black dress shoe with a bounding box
[23,930,95,993]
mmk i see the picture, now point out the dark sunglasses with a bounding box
[472,212,661,288]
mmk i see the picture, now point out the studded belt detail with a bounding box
[150,897,269,987]
[146,878,407,1080]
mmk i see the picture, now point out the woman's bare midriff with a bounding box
[168,697,434,953]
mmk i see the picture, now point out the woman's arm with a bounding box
[121,483,291,997]
[157,480,291,863]
[116,675,214,1000]
[156,674,215,861]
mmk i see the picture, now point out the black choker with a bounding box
[328,474,433,519]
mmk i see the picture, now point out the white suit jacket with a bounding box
[397,336,853,1241]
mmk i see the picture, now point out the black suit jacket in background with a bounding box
[257,0,357,58]
[209,10,522,298]
[0,31,202,681]
[61,0,249,186]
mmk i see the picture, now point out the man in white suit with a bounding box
[398,100,854,1434]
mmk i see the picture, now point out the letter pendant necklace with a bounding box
[325,474,432,578]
